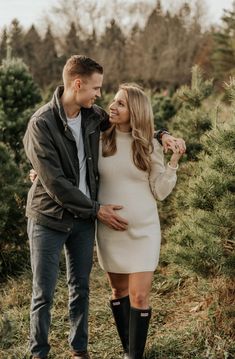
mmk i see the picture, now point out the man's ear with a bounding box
[74,78,82,90]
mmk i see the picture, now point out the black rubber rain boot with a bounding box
[110,296,130,359]
[129,307,152,359]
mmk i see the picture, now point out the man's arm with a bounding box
[154,128,170,144]
[100,113,186,154]
[98,104,185,152]
[99,109,111,132]
[154,130,186,154]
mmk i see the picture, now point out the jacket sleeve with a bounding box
[23,116,100,218]
[154,128,170,145]
[149,140,177,201]
[100,110,111,132]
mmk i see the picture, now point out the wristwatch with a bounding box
[154,129,170,145]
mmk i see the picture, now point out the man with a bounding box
[23,55,185,359]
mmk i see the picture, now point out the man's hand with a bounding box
[29,169,37,182]
[161,134,186,154]
[97,204,128,231]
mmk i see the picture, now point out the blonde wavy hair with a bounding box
[102,83,154,172]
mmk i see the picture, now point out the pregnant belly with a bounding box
[98,187,158,228]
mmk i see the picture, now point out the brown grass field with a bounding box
[0,247,234,359]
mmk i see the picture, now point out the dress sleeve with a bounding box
[149,140,178,201]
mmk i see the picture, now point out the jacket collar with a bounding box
[51,85,104,133]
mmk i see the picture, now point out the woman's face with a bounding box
[109,89,131,131]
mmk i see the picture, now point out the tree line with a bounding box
[0,1,234,354]
[0,0,235,92]
[0,58,234,357]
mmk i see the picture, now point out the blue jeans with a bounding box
[27,217,95,358]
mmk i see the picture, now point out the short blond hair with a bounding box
[62,55,103,86]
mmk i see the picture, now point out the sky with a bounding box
[0,0,234,30]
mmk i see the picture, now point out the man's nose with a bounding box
[96,89,101,98]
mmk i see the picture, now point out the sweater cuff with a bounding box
[167,162,179,171]
[165,162,179,178]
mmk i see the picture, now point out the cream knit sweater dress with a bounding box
[96,129,178,273]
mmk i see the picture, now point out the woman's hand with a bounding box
[161,134,186,154]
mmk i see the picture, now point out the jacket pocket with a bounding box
[31,182,64,219]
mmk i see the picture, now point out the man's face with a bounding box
[75,72,103,108]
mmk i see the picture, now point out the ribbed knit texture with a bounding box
[96,130,177,273]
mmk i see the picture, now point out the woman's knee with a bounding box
[129,291,149,308]
[111,287,129,299]
[108,273,129,299]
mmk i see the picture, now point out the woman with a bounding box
[96,83,184,359]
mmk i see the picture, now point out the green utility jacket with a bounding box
[23,86,109,232]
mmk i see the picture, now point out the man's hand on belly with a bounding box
[97,204,128,231]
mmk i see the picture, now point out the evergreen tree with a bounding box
[0,142,28,278]
[141,5,167,85]
[98,19,126,91]
[0,28,7,63]
[170,65,213,160]
[212,5,235,81]
[0,56,41,277]
[157,66,213,235]
[9,19,25,59]
[141,2,202,88]
[194,31,214,75]
[0,57,41,162]
[63,22,83,57]
[23,25,42,85]
[82,29,98,59]
[39,26,60,88]
[125,24,143,83]
[164,120,235,278]
[151,92,176,130]
[156,0,162,13]
[161,74,235,278]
